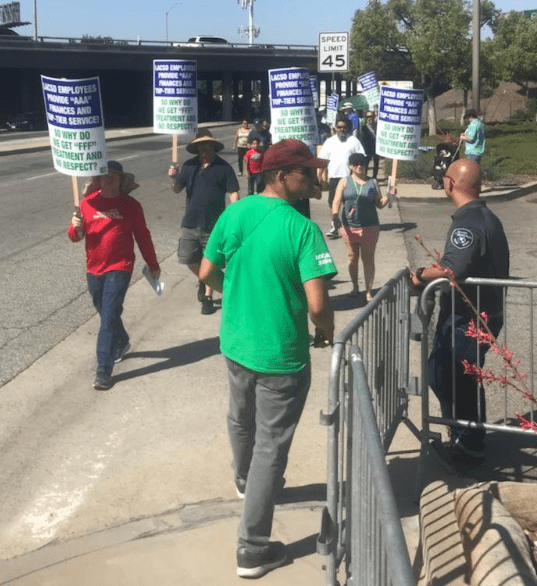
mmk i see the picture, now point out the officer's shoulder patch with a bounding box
[451,228,474,249]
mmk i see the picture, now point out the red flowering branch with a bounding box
[414,233,536,430]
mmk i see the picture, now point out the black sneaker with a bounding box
[237,541,287,578]
[114,341,131,363]
[325,227,339,239]
[93,374,113,391]
[201,295,216,315]
[197,281,205,302]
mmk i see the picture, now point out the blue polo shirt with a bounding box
[177,155,239,232]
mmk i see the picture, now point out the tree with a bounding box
[486,10,537,92]
[350,0,496,134]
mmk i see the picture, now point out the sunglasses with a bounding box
[285,166,315,179]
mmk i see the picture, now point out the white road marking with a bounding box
[26,172,59,180]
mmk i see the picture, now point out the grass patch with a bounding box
[395,120,537,180]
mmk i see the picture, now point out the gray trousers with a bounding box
[225,357,311,553]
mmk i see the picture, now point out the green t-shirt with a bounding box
[204,195,337,374]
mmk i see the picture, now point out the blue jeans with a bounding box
[87,271,131,376]
[225,358,311,553]
[247,173,264,195]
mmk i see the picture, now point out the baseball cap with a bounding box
[261,139,328,171]
[348,153,368,167]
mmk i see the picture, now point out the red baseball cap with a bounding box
[261,139,328,172]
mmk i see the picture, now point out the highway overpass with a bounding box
[1,36,355,126]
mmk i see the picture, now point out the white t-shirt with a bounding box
[320,134,365,178]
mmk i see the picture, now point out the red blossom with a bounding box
[516,413,537,432]
[465,320,494,345]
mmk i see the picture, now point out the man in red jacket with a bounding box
[68,161,160,390]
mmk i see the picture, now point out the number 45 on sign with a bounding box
[318,32,349,73]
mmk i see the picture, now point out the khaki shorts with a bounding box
[177,227,211,265]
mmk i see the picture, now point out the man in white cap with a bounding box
[169,129,239,314]
[340,102,360,137]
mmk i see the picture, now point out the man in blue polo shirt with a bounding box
[169,129,239,314]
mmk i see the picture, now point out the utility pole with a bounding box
[33,0,37,40]
[472,0,480,112]
[238,0,260,46]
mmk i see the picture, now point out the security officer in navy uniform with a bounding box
[411,158,509,464]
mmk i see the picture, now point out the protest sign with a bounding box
[269,67,318,151]
[326,93,339,127]
[376,86,424,161]
[309,75,319,110]
[154,60,197,162]
[41,76,107,178]
[153,60,197,135]
[358,71,380,109]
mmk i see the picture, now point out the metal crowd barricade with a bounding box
[415,277,537,492]
[318,268,417,586]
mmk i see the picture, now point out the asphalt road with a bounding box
[0,127,237,388]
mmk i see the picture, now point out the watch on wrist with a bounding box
[415,267,426,283]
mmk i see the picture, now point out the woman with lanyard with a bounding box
[331,152,392,301]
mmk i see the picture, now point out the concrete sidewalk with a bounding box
[2,131,536,585]
[0,187,412,585]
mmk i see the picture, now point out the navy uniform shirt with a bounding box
[439,199,509,318]
[177,155,239,233]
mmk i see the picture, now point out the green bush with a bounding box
[389,150,435,180]
[389,120,537,180]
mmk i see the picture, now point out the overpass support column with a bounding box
[260,75,269,119]
[222,71,233,121]
[243,77,253,120]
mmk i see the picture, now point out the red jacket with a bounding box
[67,190,159,275]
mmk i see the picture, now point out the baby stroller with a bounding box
[431,141,461,189]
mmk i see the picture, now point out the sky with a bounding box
[13,0,537,47]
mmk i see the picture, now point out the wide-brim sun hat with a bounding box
[186,129,224,154]
[82,159,139,196]
[261,139,328,172]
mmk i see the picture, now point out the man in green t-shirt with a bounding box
[200,139,336,579]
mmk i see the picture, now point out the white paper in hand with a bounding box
[142,265,165,297]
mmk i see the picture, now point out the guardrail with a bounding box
[318,268,417,586]
[0,35,317,51]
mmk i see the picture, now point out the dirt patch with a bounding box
[434,81,532,124]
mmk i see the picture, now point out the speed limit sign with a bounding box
[318,32,349,73]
